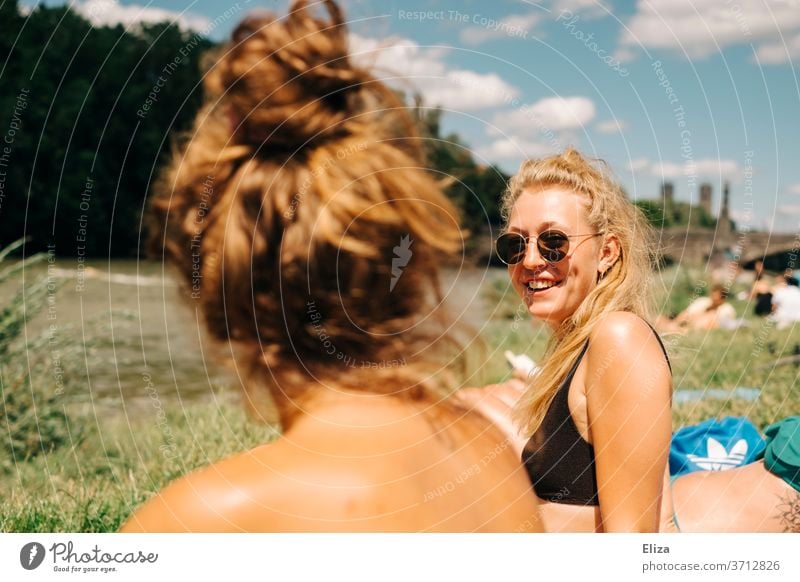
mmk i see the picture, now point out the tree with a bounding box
[0,4,210,257]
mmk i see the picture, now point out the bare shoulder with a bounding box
[585,311,671,396]
[587,311,668,365]
[119,401,437,532]
[119,442,293,532]
[120,437,383,532]
[589,311,658,348]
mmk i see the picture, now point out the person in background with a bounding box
[753,259,766,283]
[662,416,800,533]
[657,284,737,332]
[771,275,800,329]
[745,259,773,316]
[752,277,774,317]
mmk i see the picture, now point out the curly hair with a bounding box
[502,148,659,436]
[147,0,465,426]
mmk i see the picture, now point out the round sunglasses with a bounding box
[495,230,604,265]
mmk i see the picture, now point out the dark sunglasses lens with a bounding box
[497,234,526,264]
[538,231,569,262]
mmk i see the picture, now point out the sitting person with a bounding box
[120,0,541,532]
[461,148,798,533]
[771,275,800,329]
[747,260,766,297]
[657,284,737,332]
[751,274,774,317]
[465,148,674,532]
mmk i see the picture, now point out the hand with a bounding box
[456,378,529,458]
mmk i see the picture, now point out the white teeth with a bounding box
[527,280,557,290]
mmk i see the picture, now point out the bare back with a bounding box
[121,392,542,532]
[669,461,800,533]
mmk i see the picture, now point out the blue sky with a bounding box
[23,0,800,232]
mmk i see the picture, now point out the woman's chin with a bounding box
[525,301,559,323]
[516,288,566,326]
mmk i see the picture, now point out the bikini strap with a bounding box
[645,321,672,374]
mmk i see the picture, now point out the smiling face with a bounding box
[507,186,611,329]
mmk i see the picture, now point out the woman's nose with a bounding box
[521,238,547,270]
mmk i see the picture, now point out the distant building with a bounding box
[660,181,674,205]
[719,181,733,238]
[699,183,712,216]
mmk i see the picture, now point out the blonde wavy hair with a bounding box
[148,0,464,427]
[505,148,658,436]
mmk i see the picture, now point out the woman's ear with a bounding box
[597,233,621,278]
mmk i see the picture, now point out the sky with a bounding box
[21,0,800,233]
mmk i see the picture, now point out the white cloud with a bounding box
[595,119,627,133]
[777,204,800,216]
[475,137,556,161]
[632,158,740,179]
[491,96,596,134]
[550,0,611,20]
[649,161,685,178]
[629,158,740,179]
[71,0,211,33]
[620,0,800,60]
[754,32,800,64]
[460,13,541,45]
[612,47,636,63]
[477,96,593,164]
[435,70,521,110]
[349,34,520,110]
[628,157,651,173]
[789,183,800,195]
[692,159,741,176]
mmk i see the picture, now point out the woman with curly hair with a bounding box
[121,0,541,532]
[494,149,672,532]
[465,149,800,533]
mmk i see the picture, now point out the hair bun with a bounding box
[210,0,368,150]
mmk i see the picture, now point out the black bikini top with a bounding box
[521,324,670,506]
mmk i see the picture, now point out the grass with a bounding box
[2,265,799,532]
[0,399,277,532]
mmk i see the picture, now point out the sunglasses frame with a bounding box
[495,230,604,266]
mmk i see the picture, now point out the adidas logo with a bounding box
[686,438,747,471]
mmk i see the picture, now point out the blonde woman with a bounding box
[465,149,800,533]
[466,149,673,532]
[121,0,541,532]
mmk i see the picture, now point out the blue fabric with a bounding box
[669,416,766,477]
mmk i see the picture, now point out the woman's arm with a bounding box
[586,312,672,532]
[456,378,529,458]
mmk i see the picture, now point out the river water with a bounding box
[4,258,515,416]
